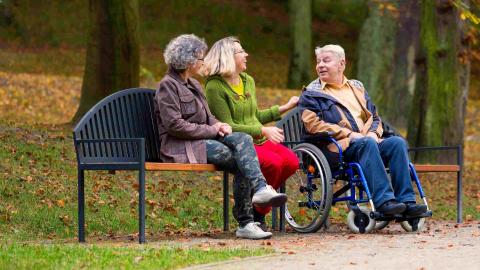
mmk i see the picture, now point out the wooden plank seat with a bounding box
[145,163,218,171]
[414,164,461,172]
[271,107,463,231]
[73,88,230,244]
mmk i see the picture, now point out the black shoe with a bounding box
[377,200,406,215]
[404,202,427,216]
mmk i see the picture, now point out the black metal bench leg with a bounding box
[78,169,85,243]
[280,183,286,232]
[271,207,277,231]
[139,166,146,244]
[457,145,463,224]
[223,172,229,231]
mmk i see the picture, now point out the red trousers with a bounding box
[254,140,299,215]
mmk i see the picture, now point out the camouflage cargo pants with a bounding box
[206,132,267,227]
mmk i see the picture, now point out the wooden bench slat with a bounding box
[414,164,460,172]
[145,162,219,171]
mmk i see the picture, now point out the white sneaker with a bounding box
[252,185,287,208]
[236,222,272,240]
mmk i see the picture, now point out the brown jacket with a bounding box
[154,69,219,163]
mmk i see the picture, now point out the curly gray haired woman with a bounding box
[163,34,208,71]
[154,34,288,240]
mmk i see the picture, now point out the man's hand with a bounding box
[348,132,364,141]
[366,131,382,143]
[261,126,284,144]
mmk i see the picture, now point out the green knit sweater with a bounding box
[205,73,281,144]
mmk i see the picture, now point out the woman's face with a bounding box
[188,52,205,76]
[233,42,248,73]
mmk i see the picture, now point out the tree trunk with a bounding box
[357,1,420,130]
[407,0,470,163]
[72,0,140,123]
[287,0,312,89]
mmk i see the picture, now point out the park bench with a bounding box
[73,88,232,244]
[271,107,463,232]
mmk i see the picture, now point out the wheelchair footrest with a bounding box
[370,210,432,222]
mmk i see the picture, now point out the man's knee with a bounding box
[385,136,408,151]
[386,136,407,148]
[356,137,377,149]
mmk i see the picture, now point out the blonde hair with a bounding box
[202,36,240,77]
[315,44,345,60]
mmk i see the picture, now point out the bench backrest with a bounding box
[276,107,304,148]
[73,88,162,162]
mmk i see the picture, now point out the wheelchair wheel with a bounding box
[346,206,375,233]
[400,218,425,232]
[375,221,389,231]
[284,143,333,233]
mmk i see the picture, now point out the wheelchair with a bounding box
[277,108,432,234]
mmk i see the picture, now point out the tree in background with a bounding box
[287,0,312,89]
[357,1,420,130]
[73,0,140,123]
[408,0,471,163]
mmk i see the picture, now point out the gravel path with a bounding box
[179,221,480,270]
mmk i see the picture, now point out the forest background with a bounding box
[0,0,479,268]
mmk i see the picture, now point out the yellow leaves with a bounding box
[373,1,399,18]
[0,71,81,125]
[56,199,65,208]
[454,0,480,24]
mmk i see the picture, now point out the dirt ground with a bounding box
[172,220,480,270]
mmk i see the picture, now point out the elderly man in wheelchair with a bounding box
[290,44,431,233]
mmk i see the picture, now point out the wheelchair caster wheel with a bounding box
[347,206,375,233]
[375,220,389,231]
[401,218,425,232]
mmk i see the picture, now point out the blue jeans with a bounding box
[206,132,267,227]
[344,136,416,207]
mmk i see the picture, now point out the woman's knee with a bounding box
[261,155,284,171]
[229,132,253,146]
[284,151,299,172]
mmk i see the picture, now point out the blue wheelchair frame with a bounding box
[303,134,432,223]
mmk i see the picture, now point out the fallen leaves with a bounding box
[56,199,65,208]
[0,71,81,124]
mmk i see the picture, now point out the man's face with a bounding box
[315,51,345,83]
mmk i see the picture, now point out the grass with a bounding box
[0,243,271,270]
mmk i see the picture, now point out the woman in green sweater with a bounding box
[203,37,299,230]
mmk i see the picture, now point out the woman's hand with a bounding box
[213,122,232,137]
[279,96,299,114]
[261,126,284,144]
[219,123,232,136]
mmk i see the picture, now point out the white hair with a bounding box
[315,44,345,60]
[163,34,207,71]
[202,36,239,77]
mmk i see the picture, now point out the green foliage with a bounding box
[312,0,368,77]
[0,243,271,269]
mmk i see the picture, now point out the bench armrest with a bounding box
[74,138,146,164]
